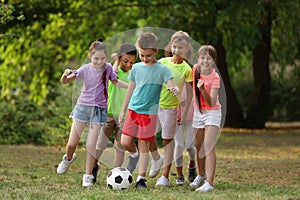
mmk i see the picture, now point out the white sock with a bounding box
[130,147,138,158]
[136,175,145,181]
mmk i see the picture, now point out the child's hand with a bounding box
[118,111,125,125]
[168,86,179,96]
[111,53,118,61]
[63,69,73,77]
[197,79,205,91]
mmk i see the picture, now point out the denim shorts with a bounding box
[69,104,108,125]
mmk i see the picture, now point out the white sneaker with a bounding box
[82,174,94,187]
[195,181,214,192]
[149,154,164,178]
[155,176,170,187]
[189,174,206,188]
[57,153,77,174]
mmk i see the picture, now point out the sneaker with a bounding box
[56,153,77,174]
[135,178,147,189]
[155,176,170,187]
[189,174,206,188]
[82,174,94,187]
[149,154,164,178]
[176,176,185,185]
[127,153,139,173]
[195,181,214,192]
[188,167,197,182]
[92,162,100,183]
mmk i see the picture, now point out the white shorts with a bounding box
[192,109,221,129]
[157,108,177,139]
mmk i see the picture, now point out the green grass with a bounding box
[0,131,299,200]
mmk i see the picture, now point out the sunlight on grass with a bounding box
[0,132,299,200]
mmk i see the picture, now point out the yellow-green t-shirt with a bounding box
[159,57,193,108]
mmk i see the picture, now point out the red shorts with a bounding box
[122,109,158,141]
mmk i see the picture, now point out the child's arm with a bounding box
[179,82,193,124]
[197,80,219,107]
[166,78,179,96]
[61,69,76,84]
[118,81,135,123]
[110,79,128,89]
[111,53,119,71]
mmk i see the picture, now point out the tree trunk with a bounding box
[216,42,245,127]
[246,1,272,128]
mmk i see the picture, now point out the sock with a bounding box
[136,175,145,181]
[130,147,138,158]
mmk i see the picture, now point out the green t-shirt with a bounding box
[107,67,130,116]
[159,57,193,108]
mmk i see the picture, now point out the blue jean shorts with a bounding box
[69,104,108,125]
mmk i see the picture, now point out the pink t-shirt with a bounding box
[75,63,117,108]
[192,65,221,110]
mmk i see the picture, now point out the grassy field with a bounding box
[0,129,299,200]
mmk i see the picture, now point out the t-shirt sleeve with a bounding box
[212,73,220,88]
[185,66,193,83]
[128,65,136,82]
[163,66,174,83]
[107,64,118,81]
[75,65,86,82]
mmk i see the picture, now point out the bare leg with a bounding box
[203,125,219,186]
[114,128,125,167]
[66,120,85,160]
[194,128,205,177]
[121,134,136,153]
[161,138,174,179]
[149,139,160,160]
[138,140,149,176]
[85,124,99,175]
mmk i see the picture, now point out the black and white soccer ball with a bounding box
[107,167,133,190]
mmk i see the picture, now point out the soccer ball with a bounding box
[107,167,133,190]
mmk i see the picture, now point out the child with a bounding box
[148,31,194,187]
[119,32,179,189]
[190,45,222,192]
[56,40,128,187]
[174,82,197,185]
[92,43,137,182]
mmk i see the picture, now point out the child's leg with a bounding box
[150,119,161,161]
[149,139,160,160]
[174,125,185,177]
[194,128,205,177]
[114,128,125,167]
[137,140,149,177]
[203,125,219,186]
[161,138,175,179]
[66,120,86,160]
[96,117,115,161]
[159,108,177,180]
[185,120,196,168]
[95,128,110,161]
[121,134,136,153]
[85,124,100,175]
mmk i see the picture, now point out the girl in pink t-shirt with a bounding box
[190,45,222,192]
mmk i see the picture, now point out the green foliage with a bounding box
[0,94,46,144]
[269,63,300,121]
[0,0,300,144]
